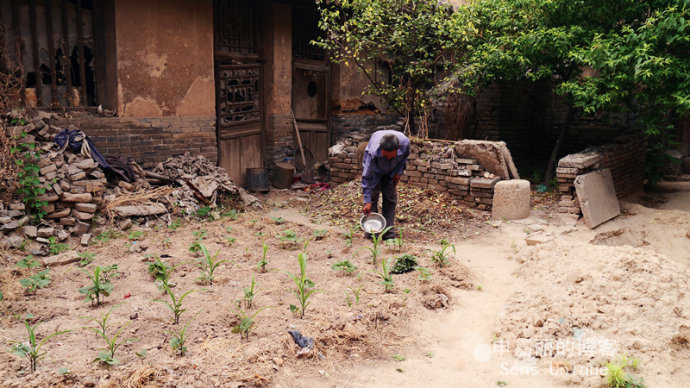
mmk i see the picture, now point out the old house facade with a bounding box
[1,0,391,185]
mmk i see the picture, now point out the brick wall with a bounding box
[329,128,503,210]
[54,115,217,168]
[265,113,294,168]
[332,113,401,139]
[556,136,646,217]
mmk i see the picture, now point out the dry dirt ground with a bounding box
[1,181,689,387]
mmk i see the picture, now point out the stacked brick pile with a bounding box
[556,136,646,218]
[328,127,503,210]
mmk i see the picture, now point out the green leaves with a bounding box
[78,266,113,306]
[284,253,318,319]
[9,315,70,373]
[20,269,51,295]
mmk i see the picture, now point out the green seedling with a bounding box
[188,229,207,255]
[232,306,273,340]
[81,303,138,366]
[166,316,196,356]
[415,265,432,281]
[168,218,182,231]
[16,255,41,269]
[255,231,264,238]
[360,226,393,265]
[197,244,228,285]
[223,209,239,220]
[162,238,171,249]
[147,256,183,290]
[257,242,269,272]
[331,260,357,275]
[20,269,51,295]
[344,284,363,306]
[224,236,237,246]
[341,224,356,247]
[196,206,212,220]
[271,216,286,224]
[59,366,69,375]
[312,229,328,240]
[605,355,646,388]
[9,314,70,373]
[225,226,233,233]
[285,253,318,319]
[78,266,113,306]
[78,252,96,267]
[128,230,143,240]
[375,258,395,292]
[385,229,404,251]
[93,229,120,244]
[391,254,418,274]
[48,236,69,255]
[392,354,406,361]
[276,229,302,249]
[242,277,257,308]
[100,264,120,282]
[429,239,456,268]
[153,285,203,325]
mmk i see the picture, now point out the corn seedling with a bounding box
[276,229,302,249]
[385,229,404,251]
[375,258,395,292]
[285,253,318,319]
[257,242,269,272]
[78,252,96,266]
[188,229,207,255]
[232,306,273,340]
[81,303,138,366]
[197,244,228,284]
[360,226,392,265]
[166,316,196,356]
[16,255,41,268]
[8,314,70,373]
[344,284,363,306]
[153,285,203,324]
[78,266,113,306]
[415,266,432,281]
[20,269,51,295]
[331,260,357,275]
[429,239,456,268]
[242,276,257,308]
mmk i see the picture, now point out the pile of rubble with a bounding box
[1,110,258,253]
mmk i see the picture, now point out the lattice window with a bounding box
[217,64,261,125]
[0,0,103,108]
[293,2,325,61]
[214,0,259,55]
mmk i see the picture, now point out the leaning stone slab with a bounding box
[454,140,520,179]
[114,203,167,217]
[574,168,620,229]
[42,252,80,267]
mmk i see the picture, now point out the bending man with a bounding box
[361,130,410,240]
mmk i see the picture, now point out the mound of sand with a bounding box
[497,241,690,385]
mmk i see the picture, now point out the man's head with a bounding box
[379,134,399,160]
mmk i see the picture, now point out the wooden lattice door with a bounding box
[214,0,263,186]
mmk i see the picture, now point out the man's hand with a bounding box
[393,174,401,186]
[363,202,372,215]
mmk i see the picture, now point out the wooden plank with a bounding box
[28,0,42,106]
[44,0,57,105]
[219,137,242,185]
[9,0,26,102]
[60,0,73,106]
[75,0,87,105]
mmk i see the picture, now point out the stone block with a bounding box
[37,227,55,238]
[492,179,531,220]
[81,234,92,246]
[23,225,38,238]
[75,203,97,213]
[60,217,76,226]
[42,252,80,267]
[525,232,555,246]
[559,151,602,169]
[574,168,620,229]
[61,192,93,203]
[45,208,71,219]
[471,177,501,189]
[73,209,94,221]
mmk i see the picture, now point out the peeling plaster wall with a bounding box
[115,0,214,117]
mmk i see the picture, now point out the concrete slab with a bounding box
[559,151,602,169]
[574,168,620,228]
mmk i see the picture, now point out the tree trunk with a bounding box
[544,107,576,186]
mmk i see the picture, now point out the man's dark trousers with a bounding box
[365,176,397,240]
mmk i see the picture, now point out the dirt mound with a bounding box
[299,180,489,236]
[589,228,649,247]
[497,241,690,385]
